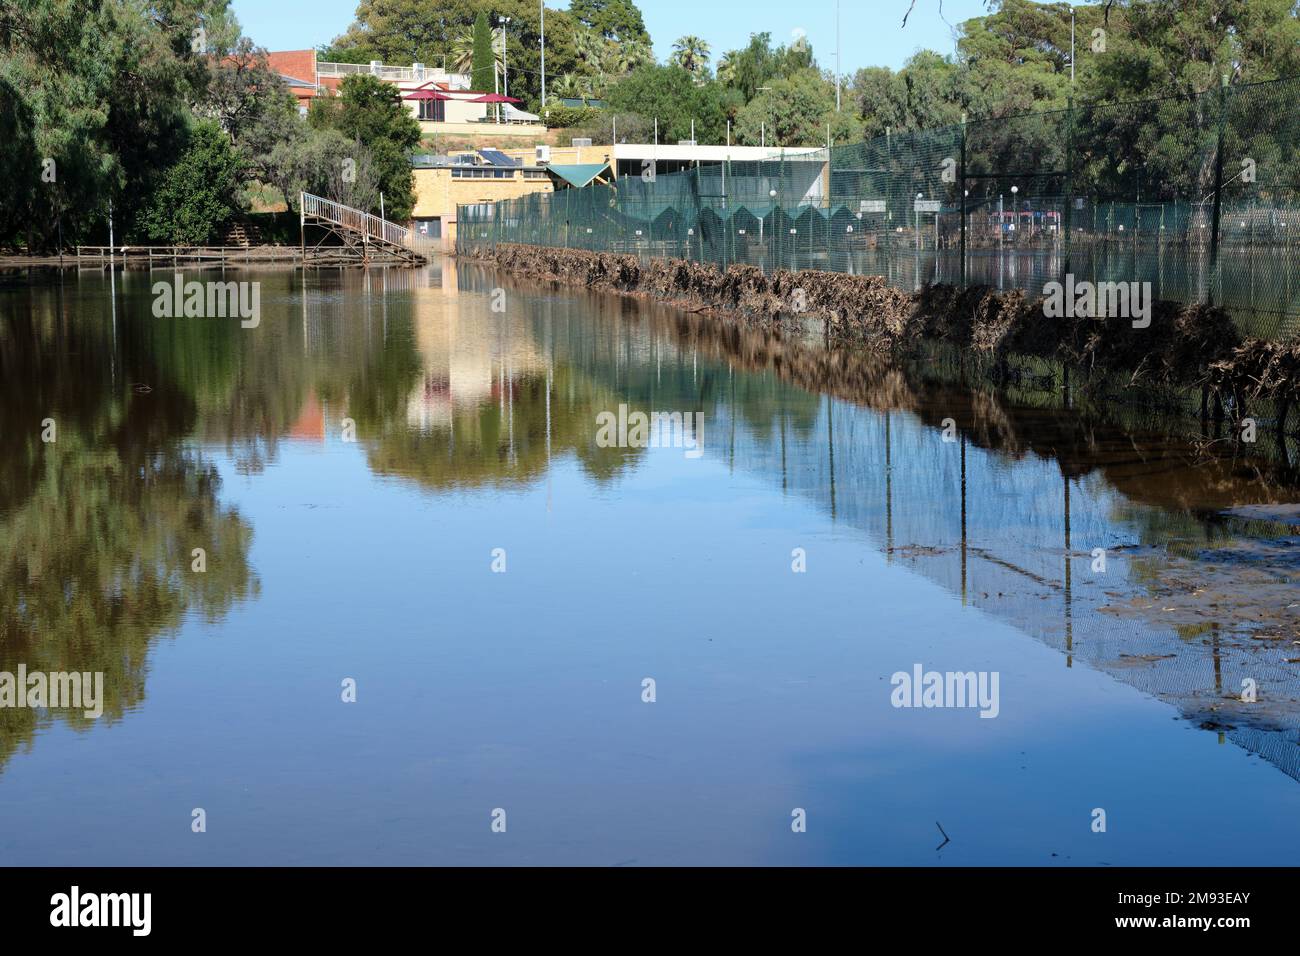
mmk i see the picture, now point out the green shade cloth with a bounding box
[547,163,612,189]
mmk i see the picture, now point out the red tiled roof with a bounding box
[266,49,316,82]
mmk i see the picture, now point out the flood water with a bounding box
[3,260,1300,866]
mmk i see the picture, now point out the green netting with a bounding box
[459,76,1300,340]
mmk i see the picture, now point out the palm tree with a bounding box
[586,73,609,99]
[574,28,604,66]
[450,28,475,73]
[716,51,736,86]
[621,39,654,72]
[552,73,584,102]
[672,35,710,74]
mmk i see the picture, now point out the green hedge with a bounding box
[543,105,601,130]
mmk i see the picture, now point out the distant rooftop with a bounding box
[411,150,527,169]
[612,144,825,162]
[317,59,470,87]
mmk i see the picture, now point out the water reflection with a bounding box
[3,261,1300,862]
[453,263,1300,782]
[0,279,257,769]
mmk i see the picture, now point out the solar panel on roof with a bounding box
[478,149,521,167]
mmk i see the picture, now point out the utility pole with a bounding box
[500,17,510,99]
[540,1,545,107]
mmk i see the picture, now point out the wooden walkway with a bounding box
[7,195,438,269]
[69,245,333,266]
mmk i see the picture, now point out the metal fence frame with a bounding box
[460,75,1300,340]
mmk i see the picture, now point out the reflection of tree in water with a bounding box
[0,295,256,771]
[363,363,643,488]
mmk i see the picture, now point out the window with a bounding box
[418,100,446,122]
[451,168,516,179]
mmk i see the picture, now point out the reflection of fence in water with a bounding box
[710,390,1300,783]
[509,281,1300,781]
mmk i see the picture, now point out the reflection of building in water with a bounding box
[288,389,325,442]
[404,280,549,433]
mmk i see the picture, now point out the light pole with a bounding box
[835,0,841,111]
[499,16,511,100]
[1011,185,1019,241]
[766,187,777,272]
[915,192,923,290]
[915,192,923,251]
[963,188,970,280]
[540,2,545,108]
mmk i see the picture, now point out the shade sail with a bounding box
[546,163,612,188]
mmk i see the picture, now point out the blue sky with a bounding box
[230,0,993,74]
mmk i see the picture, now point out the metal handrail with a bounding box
[316,58,454,80]
[302,192,411,245]
[301,193,441,257]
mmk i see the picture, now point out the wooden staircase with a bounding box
[221,219,263,248]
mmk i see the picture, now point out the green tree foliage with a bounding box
[316,42,376,64]
[544,104,602,129]
[735,69,863,146]
[268,128,381,214]
[137,120,246,244]
[470,10,494,93]
[671,35,711,76]
[198,33,299,150]
[569,0,649,42]
[715,31,817,104]
[603,64,727,143]
[853,0,1300,142]
[325,0,600,113]
[309,73,421,219]
[0,0,224,250]
[958,0,1076,117]
[1086,0,1300,102]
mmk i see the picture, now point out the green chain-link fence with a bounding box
[459,75,1300,340]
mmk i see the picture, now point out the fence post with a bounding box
[1208,72,1229,307]
[959,113,967,290]
[1063,97,1074,282]
[885,126,893,285]
[694,160,703,264]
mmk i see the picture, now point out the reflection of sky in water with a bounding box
[1,264,1299,865]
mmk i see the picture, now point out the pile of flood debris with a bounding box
[473,244,1296,409]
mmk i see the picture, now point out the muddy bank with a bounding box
[469,243,1300,414]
